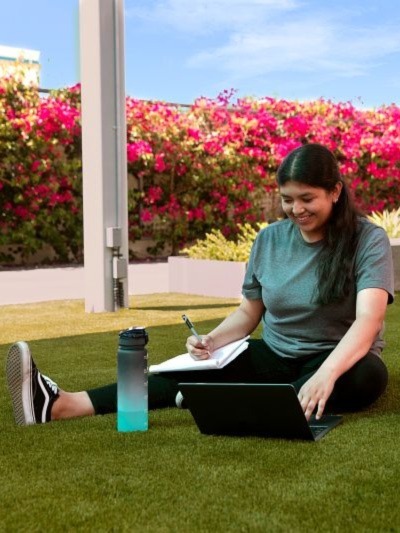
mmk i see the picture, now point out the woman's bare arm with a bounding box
[298,287,389,420]
[186,297,265,359]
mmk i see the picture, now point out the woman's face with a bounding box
[279,180,342,242]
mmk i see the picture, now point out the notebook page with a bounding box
[149,336,249,373]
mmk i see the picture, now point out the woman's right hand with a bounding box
[186,334,215,360]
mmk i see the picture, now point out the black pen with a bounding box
[182,314,204,344]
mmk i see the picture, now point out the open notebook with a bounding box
[149,336,249,373]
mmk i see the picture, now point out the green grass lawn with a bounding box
[0,293,399,532]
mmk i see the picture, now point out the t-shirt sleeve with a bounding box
[355,226,394,304]
[242,233,263,300]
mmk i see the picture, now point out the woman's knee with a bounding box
[148,374,179,409]
[332,353,388,411]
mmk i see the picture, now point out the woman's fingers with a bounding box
[315,399,326,420]
[298,370,335,421]
[304,400,316,421]
[186,334,212,360]
[299,391,326,421]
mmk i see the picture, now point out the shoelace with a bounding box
[42,374,58,395]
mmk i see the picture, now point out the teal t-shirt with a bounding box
[242,217,394,359]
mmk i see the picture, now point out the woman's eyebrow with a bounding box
[280,193,314,199]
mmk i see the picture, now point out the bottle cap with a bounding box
[119,327,148,343]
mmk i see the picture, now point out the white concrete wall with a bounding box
[0,263,169,306]
[168,257,246,299]
[0,259,244,306]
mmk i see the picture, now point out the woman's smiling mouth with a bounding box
[294,214,313,224]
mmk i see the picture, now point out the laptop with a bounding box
[178,383,342,441]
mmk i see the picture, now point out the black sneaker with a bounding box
[6,341,60,426]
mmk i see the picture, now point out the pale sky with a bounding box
[1,0,400,108]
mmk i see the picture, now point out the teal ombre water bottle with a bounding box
[117,327,148,432]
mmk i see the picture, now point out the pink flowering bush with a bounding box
[126,92,271,254]
[0,75,399,264]
[0,75,82,263]
[126,94,400,254]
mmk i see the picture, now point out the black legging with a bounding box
[87,339,388,415]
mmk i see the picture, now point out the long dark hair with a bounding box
[276,143,360,305]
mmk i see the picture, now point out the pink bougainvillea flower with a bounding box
[147,186,163,204]
[127,140,153,163]
[140,209,154,223]
[154,153,167,173]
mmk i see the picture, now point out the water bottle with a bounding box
[117,326,148,432]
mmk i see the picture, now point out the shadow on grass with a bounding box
[1,317,398,418]
[0,319,226,382]
[130,303,239,312]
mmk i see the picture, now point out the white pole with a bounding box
[79,0,129,312]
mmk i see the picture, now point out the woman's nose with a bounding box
[292,201,305,215]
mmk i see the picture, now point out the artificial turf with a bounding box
[0,293,399,532]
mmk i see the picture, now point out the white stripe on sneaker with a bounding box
[37,374,51,424]
[26,349,36,424]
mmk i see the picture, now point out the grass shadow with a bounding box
[130,302,239,312]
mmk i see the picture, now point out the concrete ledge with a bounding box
[0,258,244,306]
[0,263,169,306]
[128,262,169,295]
[0,258,245,306]
[4,244,396,306]
[168,257,246,299]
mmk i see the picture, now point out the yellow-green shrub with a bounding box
[367,208,400,238]
[182,223,268,262]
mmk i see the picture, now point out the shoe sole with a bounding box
[175,391,187,409]
[6,342,35,425]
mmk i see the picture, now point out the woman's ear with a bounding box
[333,181,343,202]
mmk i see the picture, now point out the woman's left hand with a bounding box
[298,367,337,421]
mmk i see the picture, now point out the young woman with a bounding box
[6,143,394,426]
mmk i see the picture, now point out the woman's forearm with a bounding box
[207,298,264,350]
[318,288,388,381]
[319,315,384,380]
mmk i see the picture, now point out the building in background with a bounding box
[0,45,40,85]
